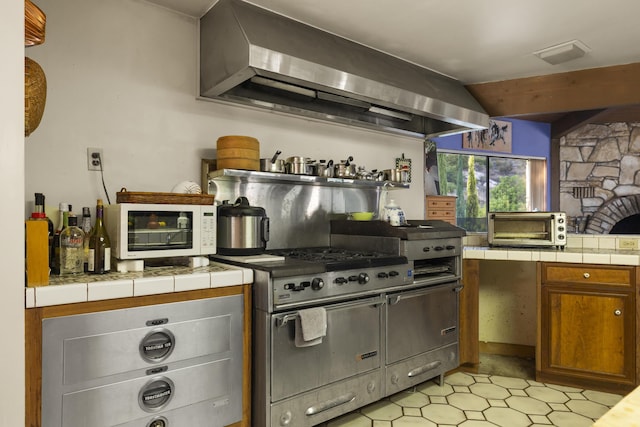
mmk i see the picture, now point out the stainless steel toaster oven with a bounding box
[488,211,567,248]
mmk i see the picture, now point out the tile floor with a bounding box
[319,371,624,427]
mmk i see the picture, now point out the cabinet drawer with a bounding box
[426,197,456,209]
[426,210,455,219]
[542,263,634,287]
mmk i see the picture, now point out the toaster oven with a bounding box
[488,212,566,248]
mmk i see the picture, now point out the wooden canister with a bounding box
[216,135,260,171]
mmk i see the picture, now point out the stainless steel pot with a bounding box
[285,156,310,175]
[316,159,334,177]
[334,156,356,178]
[260,150,285,173]
[384,168,408,183]
[217,197,269,255]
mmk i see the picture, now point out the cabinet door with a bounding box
[541,286,635,386]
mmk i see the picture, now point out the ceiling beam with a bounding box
[465,62,640,117]
[550,108,608,139]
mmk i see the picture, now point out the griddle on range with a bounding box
[266,247,407,272]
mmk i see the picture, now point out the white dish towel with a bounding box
[294,307,327,348]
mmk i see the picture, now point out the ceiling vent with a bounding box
[534,40,591,65]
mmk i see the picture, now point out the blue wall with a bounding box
[432,118,552,207]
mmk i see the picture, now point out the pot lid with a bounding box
[218,196,267,217]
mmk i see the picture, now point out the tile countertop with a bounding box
[462,234,640,265]
[24,262,253,309]
[593,384,640,427]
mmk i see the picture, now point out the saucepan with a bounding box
[384,168,408,183]
[334,156,356,178]
[315,159,334,177]
[260,150,285,173]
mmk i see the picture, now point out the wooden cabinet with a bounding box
[425,195,456,225]
[538,263,636,393]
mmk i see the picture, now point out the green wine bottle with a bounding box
[87,199,111,274]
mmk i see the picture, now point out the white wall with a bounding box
[25,0,425,220]
[1,0,25,425]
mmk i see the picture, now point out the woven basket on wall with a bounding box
[25,0,46,46]
[25,57,47,137]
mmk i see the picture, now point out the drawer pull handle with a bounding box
[614,309,622,316]
[583,272,590,279]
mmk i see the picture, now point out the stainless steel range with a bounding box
[213,219,464,427]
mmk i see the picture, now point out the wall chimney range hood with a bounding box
[200,0,489,138]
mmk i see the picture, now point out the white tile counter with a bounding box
[25,262,253,308]
[463,234,640,266]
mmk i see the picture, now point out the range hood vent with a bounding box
[200,0,489,138]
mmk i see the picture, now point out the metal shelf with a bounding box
[208,169,410,189]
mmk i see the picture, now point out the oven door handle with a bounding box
[275,313,298,328]
[388,295,401,305]
[305,392,356,416]
[453,285,464,293]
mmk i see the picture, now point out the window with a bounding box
[436,152,547,232]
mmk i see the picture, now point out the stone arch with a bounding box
[585,195,640,234]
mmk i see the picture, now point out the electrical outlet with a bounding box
[618,238,638,250]
[87,148,103,171]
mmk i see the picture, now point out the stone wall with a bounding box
[560,122,640,233]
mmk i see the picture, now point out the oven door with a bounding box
[386,282,460,364]
[270,296,383,402]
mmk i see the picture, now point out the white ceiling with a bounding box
[145,0,640,84]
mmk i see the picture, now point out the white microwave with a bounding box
[105,203,216,260]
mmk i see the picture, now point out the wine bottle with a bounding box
[87,199,111,274]
[80,207,92,272]
[59,214,85,275]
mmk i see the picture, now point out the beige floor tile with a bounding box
[420,403,466,425]
[429,396,447,404]
[469,383,511,400]
[547,410,594,427]
[488,398,508,407]
[373,421,391,427]
[582,389,623,407]
[326,412,373,427]
[445,372,476,386]
[360,400,403,421]
[490,375,530,389]
[391,416,436,426]
[453,385,470,393]
[403,407,421,417]
[526,386,570,403]
[416,381,454,396]
[448,393,489,411]
[389,392,430,408]
[484,407,531,427]
[565,399,610,419]
[506,395,552,415]
[529,414,552,424]
[509,389,527,396]
[464,410,485,420]
[458,421,499,427]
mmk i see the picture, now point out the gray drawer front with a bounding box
[42,295,244,427]
[61,314,231,384]
[61,359,239,427]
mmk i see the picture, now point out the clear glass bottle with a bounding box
[52,202,69,275]
[88,199,111,274]
[59,214,85,275]
[80,207,93,272]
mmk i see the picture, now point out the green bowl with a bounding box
[351,212,374,221]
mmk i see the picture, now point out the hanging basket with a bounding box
[25,0,46,47]
[25,57,47,137]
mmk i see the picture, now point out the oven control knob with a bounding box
[358,273,370,284]
[558,226,565,232]
[377,272,389,278]
[311,278,324,290]
[335,277,348,285]
[389,271,399,277]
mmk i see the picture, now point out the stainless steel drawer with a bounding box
[42,295,244,427]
